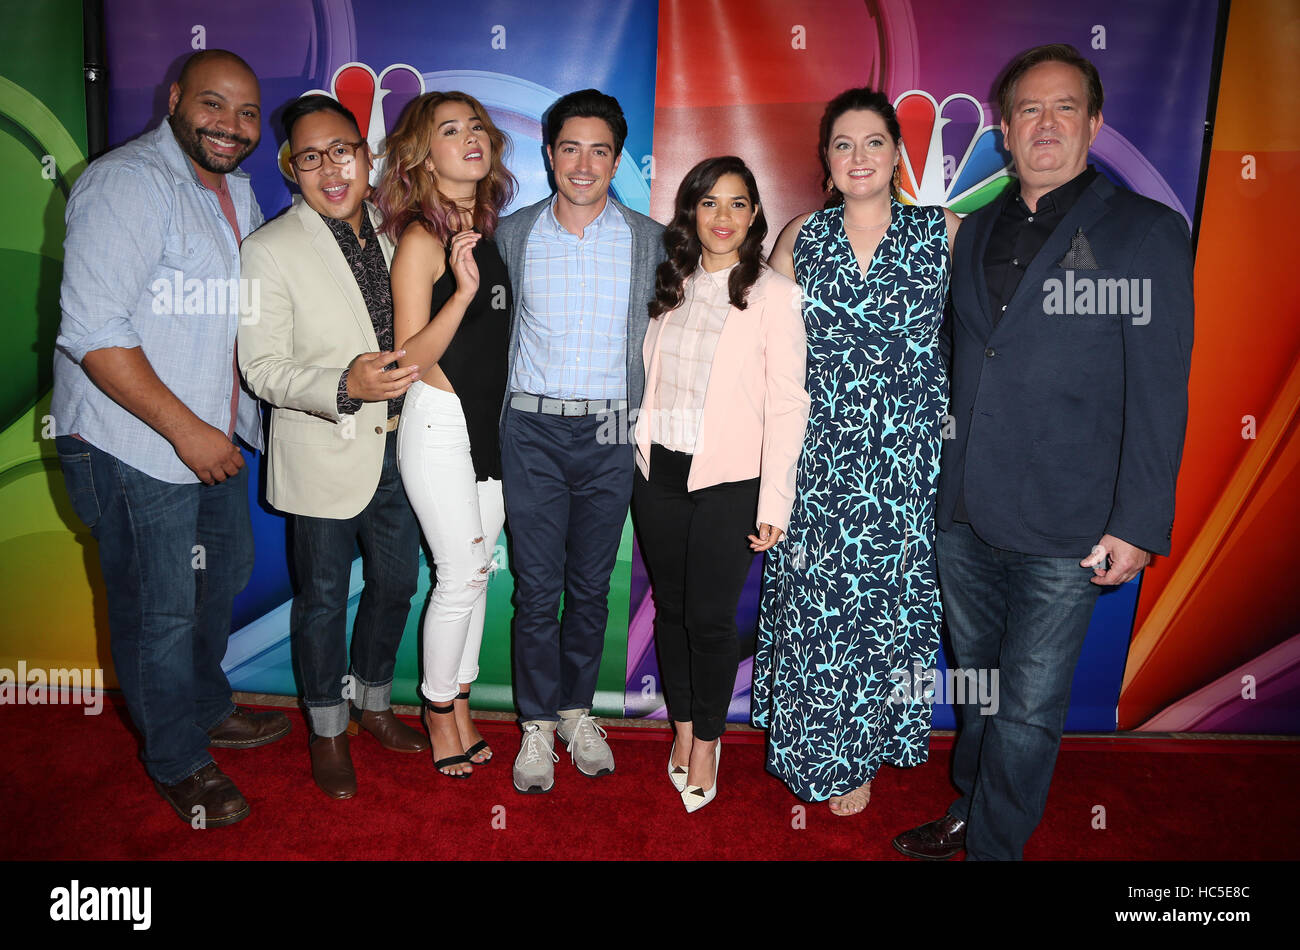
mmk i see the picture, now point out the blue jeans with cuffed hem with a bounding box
[288,430,419,738]
[55,435,249,785]
[936,521,1102,861]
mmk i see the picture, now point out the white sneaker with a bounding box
[556,709,614,777]
[512,721,558,794]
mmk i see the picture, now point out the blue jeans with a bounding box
[500,406,633,722]
[936,521,1102,860]
[55,435,250,785]
[289,430,419,738]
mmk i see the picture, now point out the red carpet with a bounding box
[2,698,1298,860]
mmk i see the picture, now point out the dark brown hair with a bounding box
[817,87,901,206]
[996,43,1104,121]
[649,156,768,319]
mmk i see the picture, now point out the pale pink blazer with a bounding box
[635,266,810,532]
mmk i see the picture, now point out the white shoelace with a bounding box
[519,727,558,766]
[570,715,608,753]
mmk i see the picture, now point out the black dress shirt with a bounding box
[326,211,403,418]
[983,165,1098,325]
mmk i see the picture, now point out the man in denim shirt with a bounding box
[53,50,289,828]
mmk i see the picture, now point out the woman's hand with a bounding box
[748,523,784,552]
[448,229,482,301]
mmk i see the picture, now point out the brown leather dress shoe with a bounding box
[309,734,357,799]
[892,814,967,860]
[346,707,429,753]
[155,762,250,827]
[208,706,292,748]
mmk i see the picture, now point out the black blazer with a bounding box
[937,174,1194,557]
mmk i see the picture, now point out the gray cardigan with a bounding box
[494,194,665,423]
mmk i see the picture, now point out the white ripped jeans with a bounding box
[397,380,506,703]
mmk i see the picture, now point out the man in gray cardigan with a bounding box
[495,89,664,793]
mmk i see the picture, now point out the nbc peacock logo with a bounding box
[277,62,425,182]
[893,90,1013,215]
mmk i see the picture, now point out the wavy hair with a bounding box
[374,91,516,243]
[650,156,768,320]
[817,87,901,207]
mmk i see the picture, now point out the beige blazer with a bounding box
[635,266,810,532]
[238,197,395,519]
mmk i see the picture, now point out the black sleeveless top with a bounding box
[433,235,511,480]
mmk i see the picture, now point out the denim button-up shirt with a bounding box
[53,120,264,483]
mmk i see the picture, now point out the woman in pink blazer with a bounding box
[633,156,810,813]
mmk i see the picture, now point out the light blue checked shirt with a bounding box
[509,197,632,400]
[53,121,264,483]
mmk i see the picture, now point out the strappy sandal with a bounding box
[456,689,492,764]
[424,701,472,778]
[829,781,871,816]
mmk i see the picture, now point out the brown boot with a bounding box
[346,707,429,753]
[155,762,250,827]
[309,734,357,799]
[208,706,292,748]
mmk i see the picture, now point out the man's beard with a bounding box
[169,113,256,174]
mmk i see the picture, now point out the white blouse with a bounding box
[653,262,736,453]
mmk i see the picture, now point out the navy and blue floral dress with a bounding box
[752,200,950,801]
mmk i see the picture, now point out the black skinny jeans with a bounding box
[633,443,759,741]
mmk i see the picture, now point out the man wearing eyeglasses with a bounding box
[238,94,427,800]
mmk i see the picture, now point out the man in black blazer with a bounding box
[893,44,1193,860]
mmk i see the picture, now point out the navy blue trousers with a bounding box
[501,406,632,722]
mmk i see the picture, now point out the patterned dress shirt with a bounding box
[326,210,403,418]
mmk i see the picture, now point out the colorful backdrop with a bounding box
[630,0,1226,732]
[0,0,97,680]
[1121,0,1300,732]
[106,0,659,715]
[2,0,1297,735]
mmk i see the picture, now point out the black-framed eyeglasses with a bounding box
[289,141,365,172]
